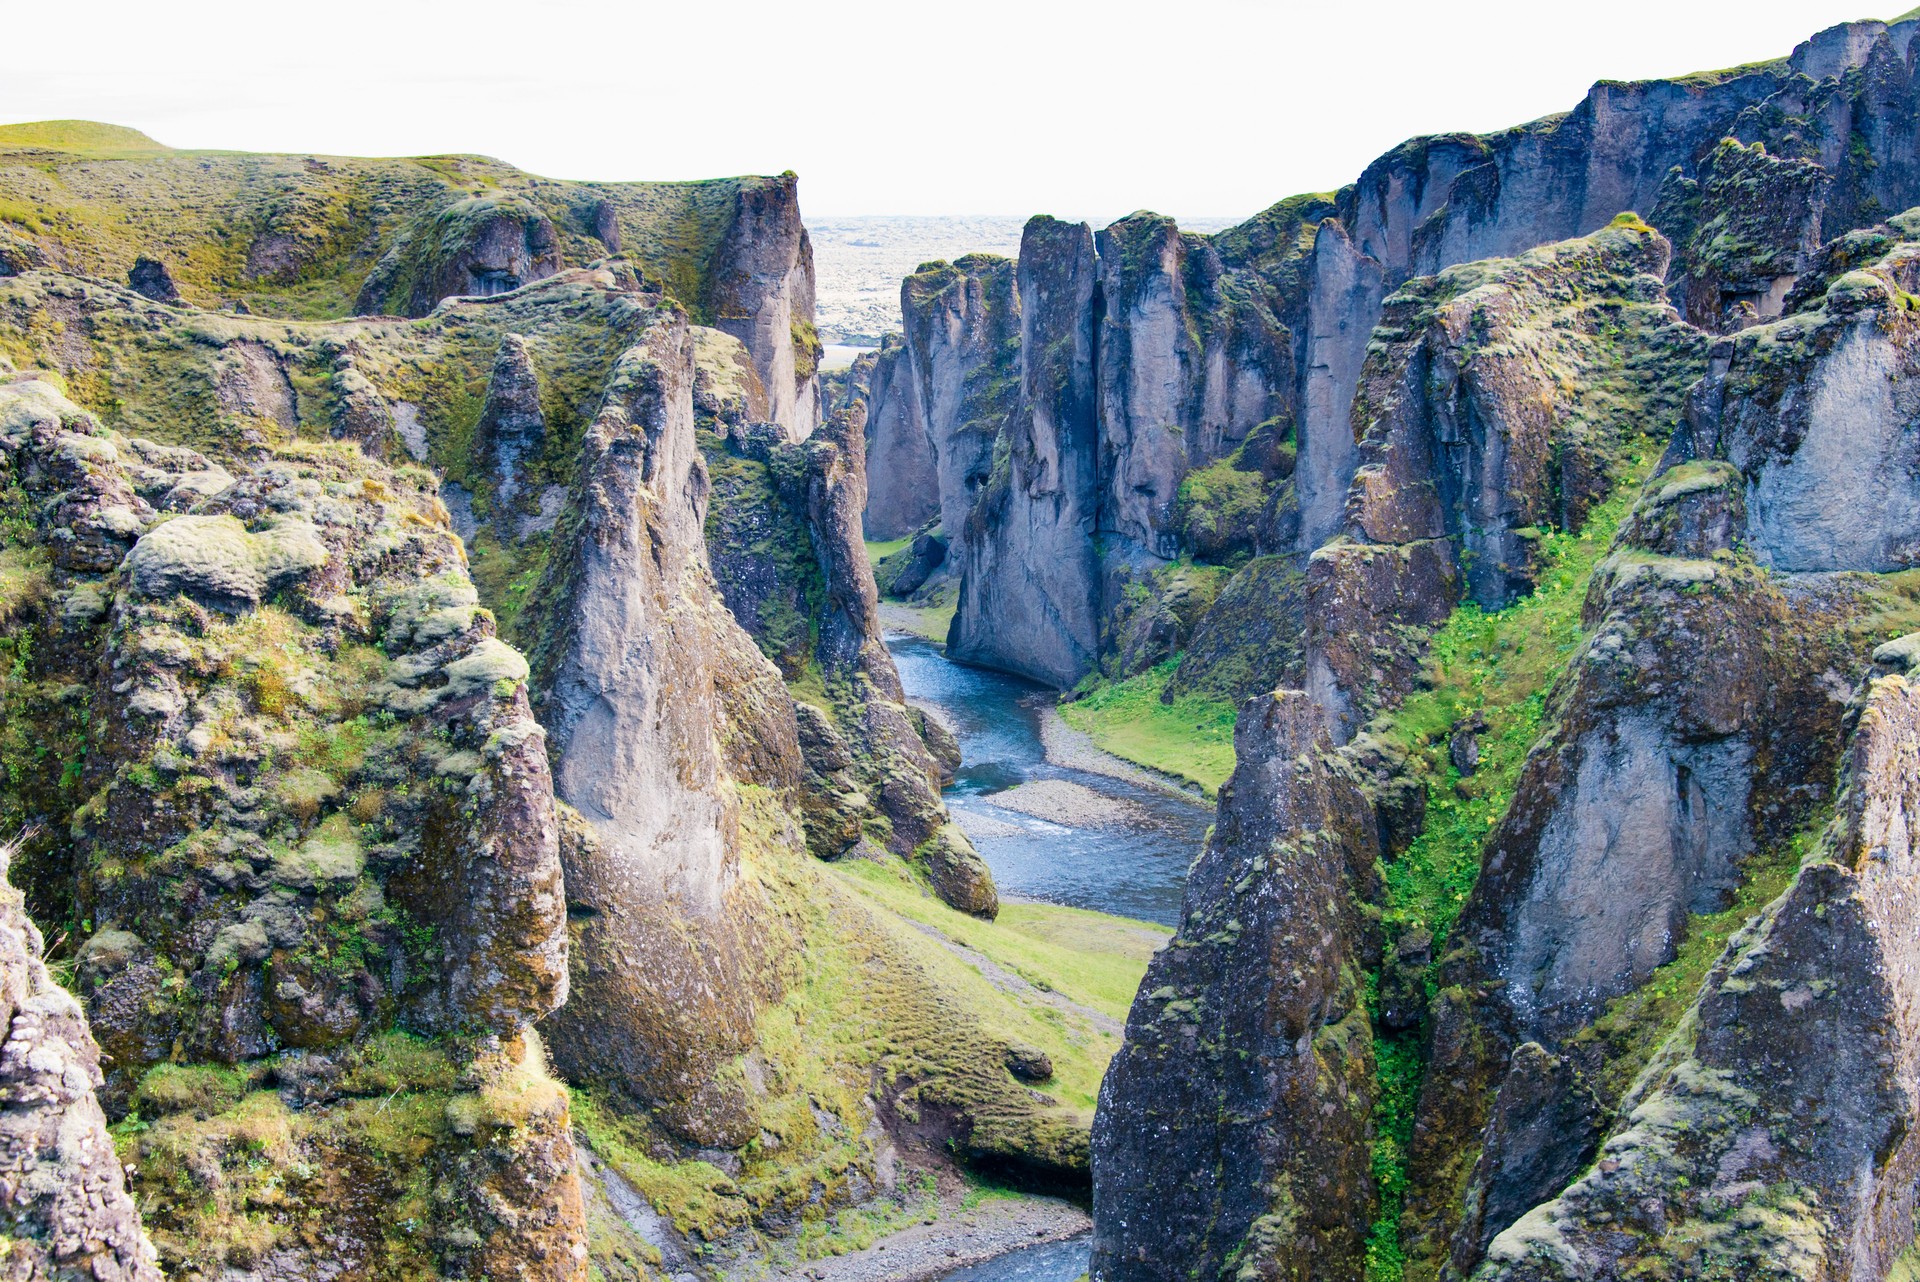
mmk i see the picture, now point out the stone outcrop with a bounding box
[1480,642,1920,1280]
[356,196,564,316]
[1092,691,1380,1281]
[703,172,822,440]
[0,838,160,1282]
[865,15,1920,700]
[949,217,1102,687]
[854,334,937,539]
[473,331,549,524]
[899,252,1021,555]
[524,307,805,1141]
[1680,220,1920,573]
[0,373,585,1278]
[1304,218,1707,739]
[701,386,997,914]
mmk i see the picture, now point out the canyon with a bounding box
[4,9,1920,1282]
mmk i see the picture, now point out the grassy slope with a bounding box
[571,844,1164,1267]
[1059,660,1237,795]
[0,121,752,322]
[0,119,169,154]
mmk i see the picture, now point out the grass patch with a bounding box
[864,537,912,565]
[1360,472,1647,1282]
[878,581,957,643]
[833,856,1168,1025]
[1059,659,1237,795]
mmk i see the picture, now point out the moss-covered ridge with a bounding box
[0,118,790,323]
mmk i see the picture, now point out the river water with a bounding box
[887,635,1204,1282]
[887,636,1205,930]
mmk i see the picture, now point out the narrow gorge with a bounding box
[4,8,1920,1281]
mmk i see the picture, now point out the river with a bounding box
[887,637,1204,945]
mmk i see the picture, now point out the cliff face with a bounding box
[699,390,997,914]
[1091,691,1381,1281]
[866,15,1920,702]
[1305,218,1707,739]
[1479,645,1920,1282]
[855,334,938,539]
[0,835,159,1282]
[1087,211,1920,1281]
[949,217,1103,687]
[0,371,585,1280]
[702,173,824,440]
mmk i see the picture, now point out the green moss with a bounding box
[1573,815,1827,1103]
[1359,472,1648,1282]
[1060,660,1236,794]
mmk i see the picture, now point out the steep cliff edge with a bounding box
[0,371,585,1280]
[0,126,823,439]
[0,834,160,1282]
[1091,691,1381,1281]
[865,14,1920,708]
[1089,212,1920,1282]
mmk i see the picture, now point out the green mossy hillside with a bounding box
[569,846,1161,1268]
[0,121,774,322]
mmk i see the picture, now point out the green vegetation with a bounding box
[1360,473,1648,1282]
[113,1033,564,1278]
[0,120,170,155]
[573,842,1144,1261]
[1061,660,1237,795]
[834,857,1169,1025]
[879,580,958,643]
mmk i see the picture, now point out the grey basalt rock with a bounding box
[1302,218,1706,740]
[900,252,1021,554]
[1680,228,1920,574]
[1092,691,1380,1282]
[703,172,822,440]
[950,216,1103,688]
[474,332,547,518]
[0,843,161,1282]
[528,306,811,1139]
[1479,654,1920,1280]
[858,333,938,539]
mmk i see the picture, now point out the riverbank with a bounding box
[1055,664,1236,797]
[762,1196,1088,1282]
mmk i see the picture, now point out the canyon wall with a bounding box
[865,15,1920,719]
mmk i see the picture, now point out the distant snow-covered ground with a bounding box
[809,214,1239,344]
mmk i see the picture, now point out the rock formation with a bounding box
[949,216,1102,687]
[854,334,937,539]
[864,14,1920,705]
[1092,691,1380,1281]
[0,836,160,1282]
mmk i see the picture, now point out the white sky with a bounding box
[1,0,1900,224]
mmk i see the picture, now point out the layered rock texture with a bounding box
[0,836,160,1282]
[0,124,822,439]
[863,14,1920,718]
[1085,190,1920,1282]
[0,127,1098,1277]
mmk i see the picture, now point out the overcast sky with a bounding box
[1,1,1898,223]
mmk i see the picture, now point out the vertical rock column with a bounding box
[1092,691,1380,1282]
[949,216,1103,688]
[530,306,808,1144]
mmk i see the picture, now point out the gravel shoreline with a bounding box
[986,778,1151,829]
[1036,706,1209,807]
[762,1197,1090,1282]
